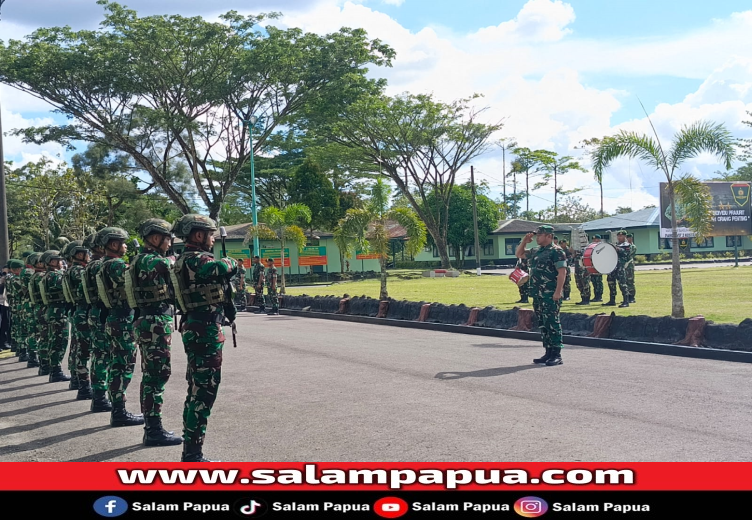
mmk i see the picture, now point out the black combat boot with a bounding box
[48,366,71,382]
[38,361,50,376]
[26,352,40,368]
[266,307,279,315]
[254,305,266,314]
[575,299,590,305]
[18,349,28,362]
[629,296,636,303]
[533,348,552,364]
[591,296,603,302]
[76,380,93,400]
[68,373,80,390]
[10,342,17,353]
[143,417,183,447]
[515,297,529,303]
[618,300,630,308]
[546,348,563,366]
[110,404,144,427]
[602,298,616,306]
[181,442,217,462]
[91,390,113,413]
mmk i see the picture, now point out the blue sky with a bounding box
[2,0,752,214]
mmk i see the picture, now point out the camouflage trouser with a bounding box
[563,267,571,299]
[181,312,224,447]
[23,302,37,357]
[267,287,279,310]
[88,306,111,392]
[574,264,591,301]
[518,280,529,300]
[532,294,563,350]
[46,304,69,370]
[35,305,48,367]
[12,304,24,353]
[607,266,630,301]
[591,275,604,299]
[106,311,137,406]
[135,314,174,418]
[626,261,635,298]
[73,306,92,383]
[254,285,264,308]
[67,310,78,376]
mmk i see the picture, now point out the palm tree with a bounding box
[335,178,427,300]
[592,121,736,318]
[245,203,312,294]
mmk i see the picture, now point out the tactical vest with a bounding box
[124,253,170,309]
[40,272,66,305]
[96,258,128,309]
[64,266,87,305]
[28,273,43,305]
[170,251,225,313]
[62,272,75,304]
[82,261,101,304]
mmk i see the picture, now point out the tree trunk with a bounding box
[525,171,530,214]
[435,238,451,269]
[339,251,345,274]
[600,182,604,218]
[554,167,558,218]
[379,254,388,300]
[668,183,685,318]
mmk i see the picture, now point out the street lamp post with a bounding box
[0,0,9,266]
[245,115,259,256]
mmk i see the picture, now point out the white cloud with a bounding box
[470,0,575,44]
[382,0,405,6]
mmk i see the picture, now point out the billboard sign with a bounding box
[259,248,291,267]
[659,182,752,239]
[298,246,327,266]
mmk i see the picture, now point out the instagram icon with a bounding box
[514,496,549,518]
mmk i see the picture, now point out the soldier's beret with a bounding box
[8,259,24,269]
[617,229,627,235]
[626,233,634,238]
[534,225,555,235]
[592,234,602,239]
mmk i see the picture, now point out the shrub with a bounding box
[394,260,441,269]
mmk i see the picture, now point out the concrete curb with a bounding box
[279,308,752,364]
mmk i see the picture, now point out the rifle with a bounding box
[219,226,237,348]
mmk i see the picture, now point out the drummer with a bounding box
[589,235,604,302]
[573,240,591,305]
[604,230,631,308]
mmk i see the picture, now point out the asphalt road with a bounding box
[1,313,751,462]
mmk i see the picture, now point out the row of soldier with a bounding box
[2,214,273,462]
[515,230,637,308]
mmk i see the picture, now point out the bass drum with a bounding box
[582,242,618,275]
[509,267,529,286]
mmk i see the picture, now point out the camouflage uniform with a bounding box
[265,263,280,314]
[606,232,631,307]
[626,239,637,302]
[130,218,182,446]
[573,248,591,304]
[29,260,49,375]
[6,263,26,360]
[523,225,567,366]
[65,241,94,399]
[84,235,113,413]
[589,236,604,302]
[19,258,39,367]
[252,258,265,311]
[40,250,72,382]
[171,214,238,462]
[515,257,529,303]
[562,246,573,300]
[98,227,143,427]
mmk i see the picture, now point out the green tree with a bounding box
[288,158,340,236]
[423,184,497,268]
[537,152,586,218]
[510,148,550,215]
[245,204,311,293]
[321,93,502,269]
[0,1,394,219]
[334,178,427,300]
[592,120,735,318]
[577,136,612,218]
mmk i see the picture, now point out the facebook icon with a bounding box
[93,496,128,517]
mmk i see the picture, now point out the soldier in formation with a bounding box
[63,240,94,399]
[573,243,592,306]
[559,239,572,301]
[98,227,143,427]
[40,250,72,382]
[516,225,566,366]
[626,233,637,303]
[589,235,604,302]
[604,230,631,308]
[265,258,280,315]
[251,255,266,312]
[171,214,238,462]
[6,259,27,360]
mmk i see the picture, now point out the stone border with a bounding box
[277,295,752,358]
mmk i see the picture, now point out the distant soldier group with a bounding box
[2,214,252,462]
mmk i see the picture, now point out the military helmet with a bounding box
[138,218,173,239]
[40,250,63,266]
[21,251,32,259]
[63,239,88,259]
[83,233,99,251]
[171,214,217,239]
[96,227,129,247]
[27,252,42,266]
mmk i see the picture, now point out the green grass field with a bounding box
[285,266,752,324]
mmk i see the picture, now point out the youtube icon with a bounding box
[374,497,408,518]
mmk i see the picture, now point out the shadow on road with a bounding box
[0,365,34,374]
[0,374,43,385]
[0,399,78,418]
[0,389,70,405]
[435,364,542,380]
[0,425,112,456]
[0,381,50,394]
[0,411,92,436]
[68,444,149,462]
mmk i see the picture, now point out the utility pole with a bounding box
[0,0,9,265]
[471,166,481,277]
